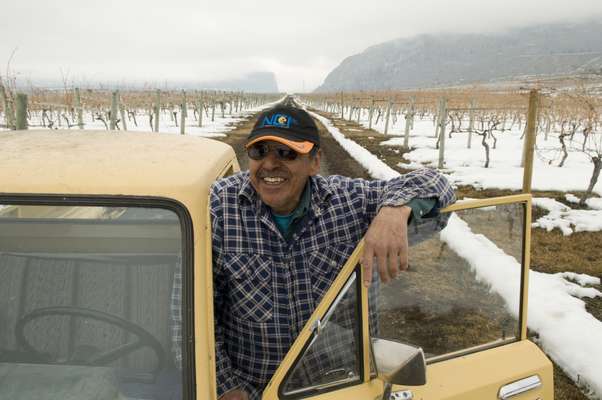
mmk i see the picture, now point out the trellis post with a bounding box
[522,90,539,192]
[15,93,28,130]
[75,87,84,129]
[437,98,448,169]
[180,90,187,135]
[110,90,119,130]
[154,89,161,132]
[467,99,476,149]
[383,100,392,135]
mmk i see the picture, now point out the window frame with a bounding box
[0,193,196,400]
[278,268,365,399]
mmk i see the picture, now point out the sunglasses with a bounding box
[247,143,300,161]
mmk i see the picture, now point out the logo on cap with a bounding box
[260,113,297,129]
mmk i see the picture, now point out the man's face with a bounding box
[248,141,320,215]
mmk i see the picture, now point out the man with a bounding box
[210,103,455,400]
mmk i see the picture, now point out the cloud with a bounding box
[2,0,602,92]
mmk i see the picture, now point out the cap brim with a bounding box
[246,136,314,154]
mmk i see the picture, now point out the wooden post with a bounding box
[467,99,476,149]
[356,104,361,123]
[15,93,28,130]
[120,104,128,131]
[74,87,84,129]
[409,96,416,130]
[110,90,119,130]
[340,92,344,119]
[180,90,187,135]
[198,92,204,127]
[154,89,161,132]
[403,109,411,148]
[434,98,443,138]
[437,98,448,169]
[368,98,375,130]
[0,84,15,129]
[211,103,215,122]
[522,90,539,193]
[384,100,392,135]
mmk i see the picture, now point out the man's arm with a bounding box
[359,168,455,287]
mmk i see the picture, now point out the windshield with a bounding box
[0,204,185,400]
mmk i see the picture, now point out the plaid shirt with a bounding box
[206,168,455,399]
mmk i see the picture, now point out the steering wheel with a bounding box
[15,306,166,376]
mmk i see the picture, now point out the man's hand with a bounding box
[219,389,249,400]
[361,206,412,287]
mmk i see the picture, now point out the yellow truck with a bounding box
[0,130,553,399]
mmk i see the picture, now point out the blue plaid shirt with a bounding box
[209,168,455,398]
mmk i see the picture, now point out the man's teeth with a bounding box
[263,177,285,184]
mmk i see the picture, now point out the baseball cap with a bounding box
[246,105,320,154]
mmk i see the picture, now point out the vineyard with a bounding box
[2,81,602,399]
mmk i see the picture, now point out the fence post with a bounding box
[74,87,84,129]
[15,93,28,130]
[154,89,161,132]
[368,98,375,130]
[467,99,476,149]
[437,98,448,169]
[1,85,15,129]
[180,90,187,135]
[403,107,412,148]
[409,96,416,130]
[198,92,204,127]
[522,90,539,192]
[120,104,128,131]
[110,90,119,130]
[384,100,392,135]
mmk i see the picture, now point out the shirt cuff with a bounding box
[405,198,438,224]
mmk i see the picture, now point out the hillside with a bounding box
[316,21,602,92]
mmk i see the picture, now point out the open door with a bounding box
[262,194,554,400]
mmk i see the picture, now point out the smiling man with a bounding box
[210,102,455,400]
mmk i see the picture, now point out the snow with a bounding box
[314,109,602,399]
[366,115,602,197]
[532,197,602,235]
[2,98,283,137]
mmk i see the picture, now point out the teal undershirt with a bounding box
[270,181,438,241]
[272,181,311,241]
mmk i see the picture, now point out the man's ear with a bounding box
[308,149,321,176]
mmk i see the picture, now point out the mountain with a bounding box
[201,72,279,93]
[316,21,602,92]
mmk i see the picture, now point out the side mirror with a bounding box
[372,338,427,386]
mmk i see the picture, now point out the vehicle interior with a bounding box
[0,204,185,400]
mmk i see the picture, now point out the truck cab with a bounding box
[0,130,553,399]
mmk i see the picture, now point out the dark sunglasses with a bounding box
[247,143,300,161]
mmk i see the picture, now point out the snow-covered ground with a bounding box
[311,110,602,399]
[1,98,283,137]
[355,111,602,237]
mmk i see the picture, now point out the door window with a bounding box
[0,203,189,400]
[281,271,363,397]
[373,201,525,361]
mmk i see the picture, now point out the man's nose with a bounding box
[261,151,282,169]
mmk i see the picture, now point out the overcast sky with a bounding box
[3,0,602,93]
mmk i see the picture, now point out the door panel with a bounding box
[400,341,553,400]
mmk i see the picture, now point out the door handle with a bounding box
[498,375,541,399]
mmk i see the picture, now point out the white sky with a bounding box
[2,0,602,92]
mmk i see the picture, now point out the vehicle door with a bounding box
[262,194,553,400]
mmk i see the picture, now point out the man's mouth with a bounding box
[262,176,286,185]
